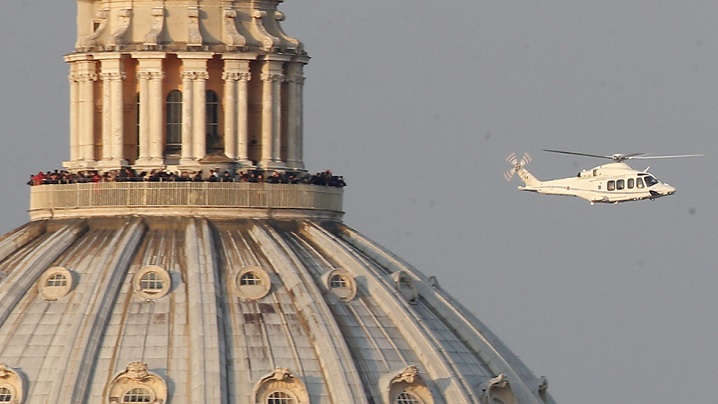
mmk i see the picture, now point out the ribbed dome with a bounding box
[0,214,552,403]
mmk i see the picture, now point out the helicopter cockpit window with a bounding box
[644,175,659,187]
[636,177,645,188]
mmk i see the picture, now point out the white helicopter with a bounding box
[505,149,701,205]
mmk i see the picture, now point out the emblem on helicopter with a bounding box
[505,149,702,205]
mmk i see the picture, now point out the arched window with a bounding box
[206,90,222,153]
[0,387,11,403]
[267,391,294,404]
[122,387,153,403]
[396,391,421,404]
[166,90,182,153]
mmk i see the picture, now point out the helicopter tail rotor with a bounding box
[504,153,531,181]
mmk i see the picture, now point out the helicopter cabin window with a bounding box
[644,175,659,187]
[627,178,634,189]
[636,177,645,188]
[616,179,625,190]
[607,180,615,191]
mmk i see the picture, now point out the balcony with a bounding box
[29,182,344,221]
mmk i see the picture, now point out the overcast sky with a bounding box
[1,2,717,402]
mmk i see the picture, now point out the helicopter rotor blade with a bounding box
[626,154,704,160]
[542,149,615,160]
[520,153,531,166]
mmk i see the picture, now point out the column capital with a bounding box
[222,71,251,82]
[100,72,126,81]
[261,72,284,82]
[74,73,98,83]
[181,71,209,81]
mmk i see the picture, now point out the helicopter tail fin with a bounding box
[505,153,541,186]
[516,166,540,186]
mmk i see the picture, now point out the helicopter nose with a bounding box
[662,184,676,196]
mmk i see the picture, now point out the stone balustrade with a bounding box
[29,182,343,220]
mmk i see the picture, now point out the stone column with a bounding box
[285,61,307,170]
[222,57,252,165]
[222,74,237,160]
[260,59,285,168]
[67,64,80,165]
[180,71,195,165]
[100,72,113,163]
[96,55,127,169]
[148,71,164,161]
[178,53,212,168]
[77,59,98,165]
[136,72,151,164]
[133,54,166,168]
[192,72,208,160]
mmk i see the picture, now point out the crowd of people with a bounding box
[28,167,346,188]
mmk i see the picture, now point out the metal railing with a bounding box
[29,182,343,216]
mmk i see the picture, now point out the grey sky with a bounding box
[1,2,716,402]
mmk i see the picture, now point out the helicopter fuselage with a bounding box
[517,162,676,204]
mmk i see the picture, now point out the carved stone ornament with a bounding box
[107,362,167,404]
[144,7,165,48]
[480,374,517,404]
[379,365,433,404]
[223,8,247,49]
[107,8,132,49]
[251,10,279,51]
[188,7,203,47]
[0,362,24,404]
[76,9,109,50]
[273,11,304,52]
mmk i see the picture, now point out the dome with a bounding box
[0,1,555,403]
[0,211,551,403]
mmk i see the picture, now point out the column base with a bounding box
[64,159,98,171]
[259,159,287,171]
[97,159,130,171]
[134,157,166,172]
[285,160,306,171]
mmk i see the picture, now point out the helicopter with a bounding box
[505,149,702,205]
